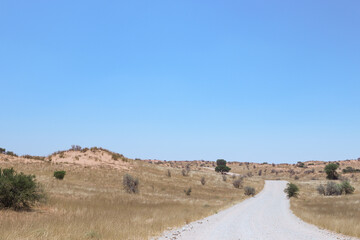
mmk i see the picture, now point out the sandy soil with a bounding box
[156,180,359,240]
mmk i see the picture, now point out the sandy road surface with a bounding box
[156,180,358,240]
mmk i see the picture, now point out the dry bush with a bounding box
[184,187,192,196]
[167,169,171,177]
[222,175,227,182]
[123,174,139,194]
[200,177,206,185]
[244,186,255,196]
[233,178,243,189]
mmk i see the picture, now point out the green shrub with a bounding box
[0,168,45,210]
[325,163,339,180]
[340,181,355,194]
[284,183,299,198]
[342,167,360,173]
[0,148,5,154]
[244,186,255,196]
[54,171,66,180]
[123,174,139,193]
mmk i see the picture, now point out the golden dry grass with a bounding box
[0,158,263,240]
[290,178,360,238]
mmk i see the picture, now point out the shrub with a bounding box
[54,171,66,180]
[294,175,299,180]
[325,163,339,180]
[258,170,262,176]
[0,168,45,210]
[5,151,17,157]
[244,186,255,196]
[222,175,227,182]
[200,177,206,185]
[0,148,5,154]
[71,145,82,151]
[181,169,188,177]
[167,169,171,177]
[316,184,326,195]
[284,183,299,198]
[342,167,360,173]
[233,178,243,189]
[184,187,192,196]
[340,181,355,194]
[325,181,342,196]
[123,174,139,194]
[297,162,305,168]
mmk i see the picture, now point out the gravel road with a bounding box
[156,180,359,240]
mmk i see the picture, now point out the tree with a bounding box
[325,163,339,180]
[215,159,231,173]
[0,148,5,154]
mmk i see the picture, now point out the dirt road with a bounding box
[156,180,358,240]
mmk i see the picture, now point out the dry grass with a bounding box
[0,157,263,240]
[290,178,360,238]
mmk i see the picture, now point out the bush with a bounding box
[284,183,299,198]
[244,186,255,196]
[340,181,355,194]
[0,148,5,154]
[53,171,66,180]
[184,187,191,196]
[342,167,360,173]
[318,181,343,196]
[325,163,339,180]
[233,178,243,189]
[200,177,206,185]
[0,168,45,210]
[123,174,139,194]
[222,175,227,182]
[167,169,171,177]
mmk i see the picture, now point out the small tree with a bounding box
[284,183,299,198]
[325,163,339,180]
[215,159,231,173]
[0,168,45,210]
[0,148,5,154]
[54,171,66,180]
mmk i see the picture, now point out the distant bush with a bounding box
[294,175,299,180]
[200,177,206,185]
[258,170,262,176]
[22,155,46,161]
[53,171,66,180]
[167,169,171,177]
[297,162,305,168]
[184,187,192,196]
[0,148,5,154]
[284,183,299,198]
[317,181,354,196]
[325,163,339,180]
[247,172,253,177]
[233,178,243,189]
[70,145,82,151]
[342,167,360,173]
[0,168,45,210]
[222,175,227,182]
[123,174,139,194]
[5,151,17,157]
[244,186,255,196]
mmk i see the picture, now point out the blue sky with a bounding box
[1,0,359,163]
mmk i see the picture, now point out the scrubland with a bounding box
[0,150,263,240]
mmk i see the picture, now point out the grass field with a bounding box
[0,154,263,240]
[290,178,360,238]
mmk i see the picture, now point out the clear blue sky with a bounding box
[1,1,359,163]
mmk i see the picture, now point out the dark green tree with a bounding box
[0,168,45,210]
[215,159,231,173]
[325,163,339,180]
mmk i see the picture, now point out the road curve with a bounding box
[156,180,358,240]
